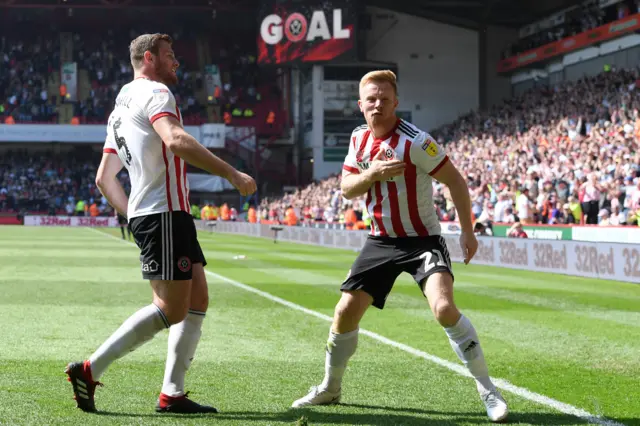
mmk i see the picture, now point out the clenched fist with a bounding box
[229,170,257,196]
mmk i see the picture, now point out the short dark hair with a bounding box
[129,33,172,69]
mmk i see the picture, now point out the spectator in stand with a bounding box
[508,222,528,238]
[580,173,604,224]
[598,209,611,225]
[562,204,576,224]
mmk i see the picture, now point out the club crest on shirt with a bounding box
[384,147,394,159]
[153,88,169,102]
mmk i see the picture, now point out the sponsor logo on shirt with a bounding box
[422,141,438,157]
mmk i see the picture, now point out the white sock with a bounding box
[161,309,205,397]
[89,304,169,380]
[444,314,494,393]
[320,328,358,393]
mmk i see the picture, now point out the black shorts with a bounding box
[341,235,454,309]
[129,211,207,281]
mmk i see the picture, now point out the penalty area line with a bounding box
[87,227,624,426]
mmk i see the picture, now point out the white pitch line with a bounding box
[86,227,625,426]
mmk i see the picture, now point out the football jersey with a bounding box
[342,118,448,237]
[103,77,190,219]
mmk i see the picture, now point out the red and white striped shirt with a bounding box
[342,119,448,237]
[103,78,190,219]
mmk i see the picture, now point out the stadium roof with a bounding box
[368,0,586,30]
[0,0,585,29]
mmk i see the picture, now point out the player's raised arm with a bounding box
[152,116,256,196]
[96,147,128,217]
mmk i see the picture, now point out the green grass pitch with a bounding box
[0,226,638,425]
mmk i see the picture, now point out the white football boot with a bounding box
[481,389,509,422]
[291,385,341,408]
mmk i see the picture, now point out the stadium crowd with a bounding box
[261,66,640,229]
[0,29,283,132]
[3,24,640,232]
[0,149,129,217]
[4,63,640,232]
[0,34,61,123]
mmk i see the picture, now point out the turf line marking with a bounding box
[87,227,624,426]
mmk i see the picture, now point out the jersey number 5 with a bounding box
[419,250,447,273]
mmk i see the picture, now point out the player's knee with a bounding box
[432,297,459,327]
[162,304,189,325]
[332,291,371,333]
[153,296,189,325]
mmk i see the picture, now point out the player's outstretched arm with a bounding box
[96,152,128,217]
[431,160,478,264]
[152,116,257,196]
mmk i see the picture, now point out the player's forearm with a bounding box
[447,176,474,234]
[168,134,236,180]
[341,172,374,200]
[96,179,128,217]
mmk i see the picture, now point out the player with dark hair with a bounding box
[65,33,256,414]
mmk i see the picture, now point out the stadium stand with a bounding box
[262,66,640,228]
[4,63,640,227]
[0,24,285,135]
[0,147,130,216]
[2,2,640,232]
[0,33,61,124]
[501,0,639,58]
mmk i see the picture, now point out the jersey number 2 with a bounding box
[419,250,447,273]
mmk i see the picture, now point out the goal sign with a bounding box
[257,1,357,65]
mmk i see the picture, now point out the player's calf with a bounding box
[292,291,368,408]
[423,273,507,421]
[151,279,192,325]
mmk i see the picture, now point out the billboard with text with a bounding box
[257,0,357,65]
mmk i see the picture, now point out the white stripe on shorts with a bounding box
[161,213,166,280]
[168,213,174,280]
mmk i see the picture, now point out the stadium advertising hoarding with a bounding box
[491,223,640,243]
[257,0,357,65]
[498,12,640,73]
[24,216,118,227]
[492,224,573,240]
[201,221,640,284]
